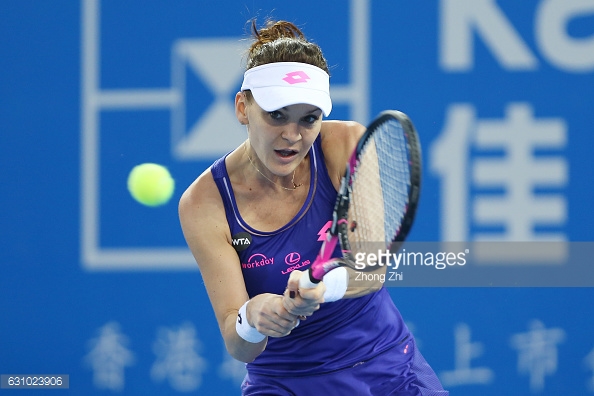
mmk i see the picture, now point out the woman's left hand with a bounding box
[282,270,325,317]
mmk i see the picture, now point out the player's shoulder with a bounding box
[320,120,366,144]
[180,166,214,204]
[178,165,226,233]
[321,120,365,154]
[319,120,366,186]
[321,119,365,152]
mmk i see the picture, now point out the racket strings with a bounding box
[348,119,411,254]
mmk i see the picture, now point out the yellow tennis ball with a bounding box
[127,163,175,207]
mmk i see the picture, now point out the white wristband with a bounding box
[236,301,266,343]
[322,267,349,302]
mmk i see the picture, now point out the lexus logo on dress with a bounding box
[285,252,301,265]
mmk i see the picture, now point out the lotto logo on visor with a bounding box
[240,62,332,116]
[282,71,310,85]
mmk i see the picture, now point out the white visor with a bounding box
[240,62,332,117]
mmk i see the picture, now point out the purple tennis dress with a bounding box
[211,136,448,395]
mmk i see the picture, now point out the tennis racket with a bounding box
[299,110,422,289]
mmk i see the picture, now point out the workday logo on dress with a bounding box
[242,254,274,270]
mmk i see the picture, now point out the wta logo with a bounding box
[242,253,274,269]
[231,232,252,252]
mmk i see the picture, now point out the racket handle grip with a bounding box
[299,268,321,289]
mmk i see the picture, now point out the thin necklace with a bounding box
[245,147,302,191]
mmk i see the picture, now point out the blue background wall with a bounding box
[1,1,593,394]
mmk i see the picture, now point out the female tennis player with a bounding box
[179,19,448,395]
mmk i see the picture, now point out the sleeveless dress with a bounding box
[211,136,448,395]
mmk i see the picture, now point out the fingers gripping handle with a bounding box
[300,240,336,289]
[299,268,320,289]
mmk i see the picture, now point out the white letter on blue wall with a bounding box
[536,0,594,73]
[440,0,538,71]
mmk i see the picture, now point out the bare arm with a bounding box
[179,170,299,363]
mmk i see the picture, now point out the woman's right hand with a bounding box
[246,293,301,338]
